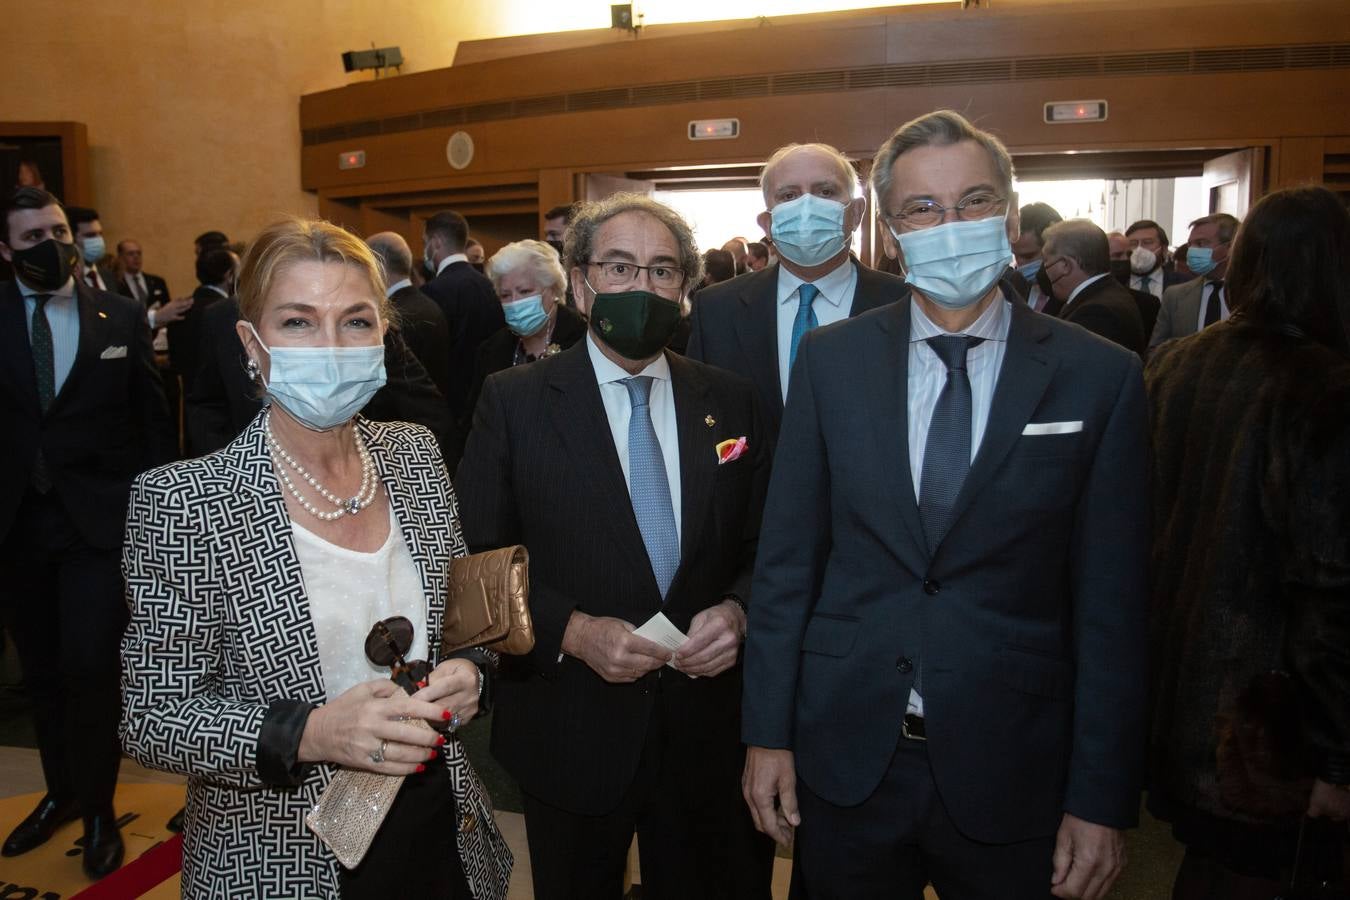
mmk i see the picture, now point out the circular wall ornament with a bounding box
[446,131,474,170]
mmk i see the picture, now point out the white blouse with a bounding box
[291,506,427,701]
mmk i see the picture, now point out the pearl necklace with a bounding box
[264,411,379,521]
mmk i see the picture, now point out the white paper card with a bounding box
[1022,420,1083,436]
[632,612,687,670]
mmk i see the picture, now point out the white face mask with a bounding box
[1129,246,1158,276]
[247,323,387,432]
[770,193,851,267]
[894,212,1013,310]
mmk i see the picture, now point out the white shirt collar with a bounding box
[586,332,671,386]
[776,257,853,308]
[436,253,468,275]
[16,276,76,300]
[204,284,230,298]
[1065,272,1110,307]
[910,293,1010,343]
[386,278,412,297]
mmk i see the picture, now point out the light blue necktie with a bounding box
[623,376,680,599]
[788,283,820,372]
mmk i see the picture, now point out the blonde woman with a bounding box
[120,218,510,899]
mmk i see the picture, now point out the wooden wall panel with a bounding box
[1273,137,1326,189]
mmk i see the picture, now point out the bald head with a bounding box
[1107,231,1131,261]
[759,143,859,207]
[367,231,413,282]
[1043,220,1110,276]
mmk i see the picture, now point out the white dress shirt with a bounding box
[586,333,682,543]
[386,278,412,297]
[435,253,468,276]
[126,271,148,302]
[1196,281,1229,331]
[905,296,1012,717]
[1132,268,1164,299]
[18,276,81,396]
[82,264,108,292]
[1062,272,1110,313]
[776,259,857,402]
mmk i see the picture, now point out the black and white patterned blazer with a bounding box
[121,412,511,899]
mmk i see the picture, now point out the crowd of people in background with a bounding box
[0,105,1346,899]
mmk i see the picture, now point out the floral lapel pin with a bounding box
[704,415,716,428]
[716,436,749,465]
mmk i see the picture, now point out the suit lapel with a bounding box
[1180,279,1203,330]
[865,301,929,564]
[51,282,111,411]
[733,267,783,427]
[667,354,715,585]
[546,344,651,572]
[0,283,40,415]
[849,260,906,316]
[941,304,1058,546]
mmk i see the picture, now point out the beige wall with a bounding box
[1,1,481,293]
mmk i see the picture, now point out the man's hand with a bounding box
[561,611,670,683]
[1308,779,1350,821]
[1050,813,1126,900]
[743,746,799,845]
[155,295,194,327]
[673,600,745,677]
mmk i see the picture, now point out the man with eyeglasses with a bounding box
[456,192,774,900]
[742,110,1150,900]
[1148,212,1240,351]
[688,142,905,444]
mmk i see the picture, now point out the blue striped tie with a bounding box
[623,376,680,599]
[789,283,819,372]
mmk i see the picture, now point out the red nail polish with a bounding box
[443,710,453,721]
[415,763,426,773]
[427,748,437,760]
[416,680,427,689]
[436,735,447,746]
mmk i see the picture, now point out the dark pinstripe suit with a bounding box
[455,339,773,900]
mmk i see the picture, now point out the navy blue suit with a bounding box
[743,298,1150,851]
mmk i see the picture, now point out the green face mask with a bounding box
[589,290,683,361]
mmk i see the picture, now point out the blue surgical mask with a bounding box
[1016,258,1042,281]
[80,235,106,264]
[1186,246,1217,277]
[247,323,387,432]
[770,193,850,267]
[502,293,550,337]
[894,213,1013,310]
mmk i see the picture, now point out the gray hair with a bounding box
[365,231,413,281]
[871,110,1015,211]
[759,143,860,205]
[564,192,704,292]
[485,239,567,298]
[1042,219,1110,276]
[1189,212,1241,244]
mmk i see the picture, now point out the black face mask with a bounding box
[1109,259,1132,286]
[589,290,683,361]
[545,239,565,258]
[1035,264,1055,298]
[470,262,485,274]
[10,238,79,292]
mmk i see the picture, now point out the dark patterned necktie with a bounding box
[1203,280,1224,327]
[30,293,55,492]
[31,293,55,411]
[918,335,985,553]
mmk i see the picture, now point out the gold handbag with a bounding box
[442,546,534,656]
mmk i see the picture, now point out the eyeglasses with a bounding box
[586,260,685,291]
[886,192,1007,230]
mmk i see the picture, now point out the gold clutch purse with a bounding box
[441,546,535,656]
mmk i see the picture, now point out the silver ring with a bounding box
[369,739,386,764]
[448,712,461,732]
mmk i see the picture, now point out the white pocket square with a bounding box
[1022,421,1082,436]
[100,345,128,360]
